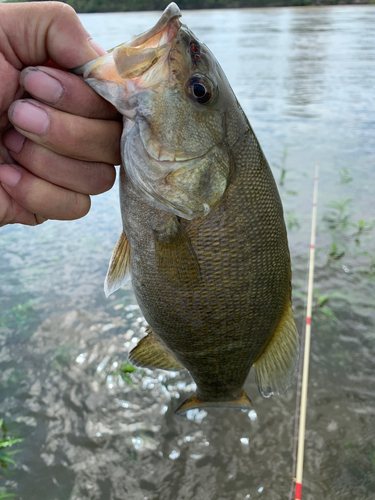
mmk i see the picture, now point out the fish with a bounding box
[74,2,299,414]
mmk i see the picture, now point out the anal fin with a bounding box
[129,327,184,371]
[153,216,200,285]
[104,232,131,297]
[175,390,252,415]
[253,302,299,398]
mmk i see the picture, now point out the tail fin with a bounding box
[175,390,252,415]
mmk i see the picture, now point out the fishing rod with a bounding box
[290,163,319,500]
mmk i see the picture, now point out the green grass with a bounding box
[0,300,37,335]
[323,198,352,232]
[339,167,353,185]
[0,419,24,471]
[272,147,291,187]
[118,362,137,386]
[286,211,300,231]
[0,491,17,500]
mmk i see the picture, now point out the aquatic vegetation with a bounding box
[0,420,24,471]
[326,241,347,262]
[120,362,136,374]
[323,198,352,232]
[313,291,339,323]
[358,251,375,275]
[338,167,353,184]
[316,238,347,264]
[336,442,375,493]
[0,368,27,391]
[292,289,339,323]
[0,490,17,500]
[350,219,374,247]
[272,147,291,187]
[50,345,75,372]
[0,300,37,335]
[118,363,138,387]
[286,211,300,231]
[318,181,374,268]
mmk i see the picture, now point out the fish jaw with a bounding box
[72,2,182,118]
[122,123,230,220]
[118,2,181,49]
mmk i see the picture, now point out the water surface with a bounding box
[1,6,374,500]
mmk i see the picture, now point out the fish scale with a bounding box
[122,125,289,401]
[74,2,298,414]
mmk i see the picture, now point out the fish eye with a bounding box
[188,77,213,105]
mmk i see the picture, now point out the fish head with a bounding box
[75,3,238,219]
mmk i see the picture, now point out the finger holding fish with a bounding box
[4,130,115,195]
[0,162,91,225]
[7,98,122,165]
[0,1,122,226]
[2,69,120,225]
[20,66,120,120]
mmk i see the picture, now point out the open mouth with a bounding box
[121,2,181,50]
[74,3,182,84]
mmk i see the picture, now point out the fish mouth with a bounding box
[119,2,181,50]
[73,3,181,85]
[74,3,200,163]
[74,3,213,165]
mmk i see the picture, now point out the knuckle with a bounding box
[102,164,117,192]
[67,192,91,220]
[52,2,77,19]
[91,164,116,194]
[34,214,48,225]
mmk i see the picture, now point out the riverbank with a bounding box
[5,0,375,14]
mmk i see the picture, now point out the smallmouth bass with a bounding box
[74,3,299,414]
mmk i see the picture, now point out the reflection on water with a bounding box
[1,6,375,500]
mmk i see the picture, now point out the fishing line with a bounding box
[288,162,319,500]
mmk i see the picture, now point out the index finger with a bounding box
[0,2,103,69]
[20,66,119,120]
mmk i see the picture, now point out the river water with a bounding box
[1,5,374,500]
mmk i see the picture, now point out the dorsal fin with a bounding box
[129,327,184,371]
[104,232,131,297]
[253,302,299,397]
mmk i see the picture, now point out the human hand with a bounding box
[0,2,122,226]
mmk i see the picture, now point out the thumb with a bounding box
[0,1,106,70]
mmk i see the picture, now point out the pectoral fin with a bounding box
[253,302,299,397]
[129,327,184,371]
[153,217,201,285]
[175,390,252,415]
[104,232,131,297]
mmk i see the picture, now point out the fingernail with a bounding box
[9,101,49,136]
[21,67,63,104]
[0,164,22,187]
[3,129,26,154]
[89,38,107,56]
